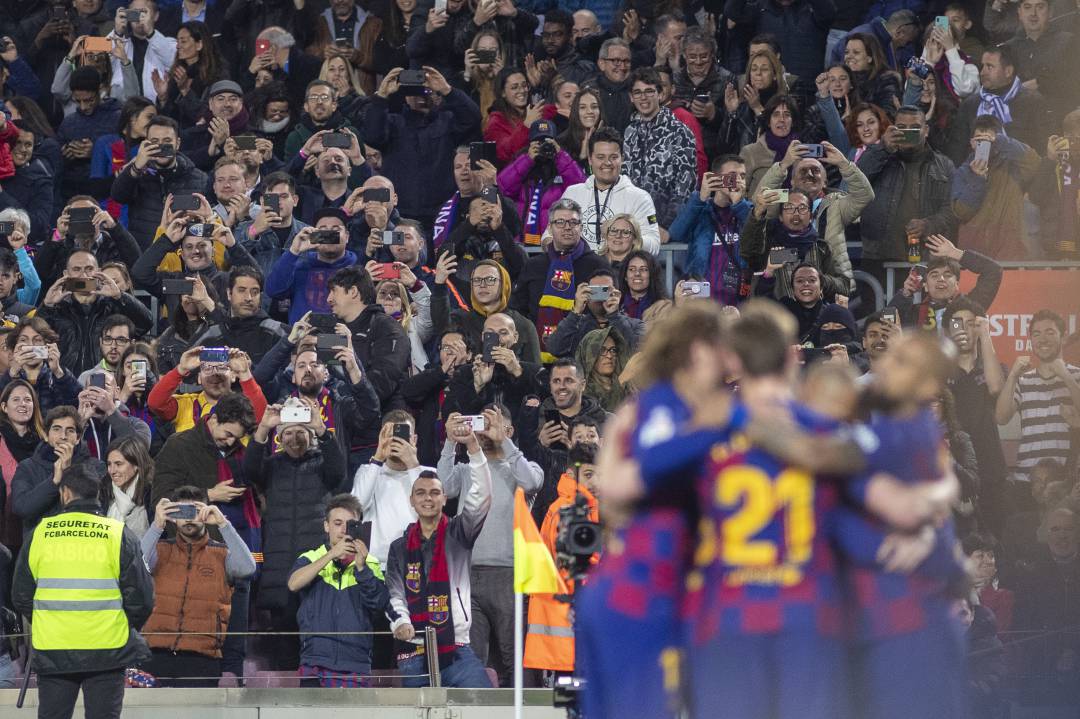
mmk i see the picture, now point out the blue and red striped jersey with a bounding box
[843,408,966,641]
[685,405,848,640]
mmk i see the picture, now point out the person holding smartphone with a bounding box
[287,493,390,685]
[139,484,256,687]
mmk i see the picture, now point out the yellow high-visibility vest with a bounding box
[27,511,129,651]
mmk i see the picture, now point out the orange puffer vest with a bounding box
[143,532,234,657]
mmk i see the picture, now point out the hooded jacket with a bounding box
[496,149,587,240]
[10,441,92,539]
[546,306,645,359]
[558,175,661,253]
[246,432,347,611]
[191,308,287,367]
[36,294,154,376]
[575,326,632,412]
[623,107,698,228]
[110,152,210,249]
[12,497,154,676]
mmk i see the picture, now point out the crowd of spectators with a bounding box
[0,0,1078,704]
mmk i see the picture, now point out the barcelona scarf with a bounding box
[270,388,336,451]
[537,241,584,362]
[523,182,545,246]
[401,515,456,665]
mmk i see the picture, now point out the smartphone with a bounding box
[171,194,200,212]
[474,49,497,64]
[771,189,790,204]
[934,15,950,31]
[255,38,272,55]
[469,141,496,170]
[186,223,217,238]
[263,194,280,214]
[200,347,230,364]
[63,277,96,293]
[308,312,338,333]
[769,247,799,265]
[479,185,500,204]
[345,519,372,546]
[130,360,147,381]
[378,262,400,280]
[882,308,899,325]
[681,280,711,296]
[0,221,13,236]
[315,333,346,363]
[334,37,351,47]
[482,330,499,363]
[949,317,965,333]
[434,0,447,11]
[899,128,922,144]
[161,278,195,295]
[973,139,991,165]
[156,142,175,159]
[311,229,341,245]
[322,132,351,150]
[89,372,107,389]
[125,8,144,23]
[280,404,312,423]
[588,285,611,301]
[398,68,426,86]
[801,143,825,158]
[169,503,198,520]
[392,422,411,441]
[384,230,406,246]
[363,187,392,203]
[234,135,257,150]
[913,263,928,280]
[28,346,50,360]
[462,415,486,432]
[543,409,563,427]
[50,4,68,20]
[694,93,710,105]
[83,36,112,54]
[68,206,96,236]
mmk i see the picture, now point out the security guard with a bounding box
[13,462,154,719]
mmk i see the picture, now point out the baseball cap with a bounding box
[529,119,556,142]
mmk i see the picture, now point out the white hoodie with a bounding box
[558,175,662,254]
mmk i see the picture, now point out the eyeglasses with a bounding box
[376,291,401,302]
[306,93,333,102]
[631,88,658,98]
[101,336,132,346]
[598,346,618,356]
[607,228,634,237]
[550,219,581,229]
[601,56,631,66]
[626,266,649,275]
[470,276,499,287]
[782,204,811,214]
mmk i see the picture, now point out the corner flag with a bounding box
[513,488,566,595]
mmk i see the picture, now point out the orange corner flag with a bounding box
[513,488,566,595]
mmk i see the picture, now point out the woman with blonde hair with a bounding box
[719,46,788,153]
[598,214,643,272]
[319,54,366,118]
[373,264,433,375]
[461,30,506,126]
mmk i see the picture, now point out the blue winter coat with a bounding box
[670,195,753,279]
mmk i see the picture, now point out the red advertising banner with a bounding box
[959,268,1080,366]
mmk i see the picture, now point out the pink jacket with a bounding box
[0,437,22,549]
[497,149,587,241]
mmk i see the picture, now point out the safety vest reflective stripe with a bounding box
[527,623,574,638]
[37,578,120,590]
[33,599,125,611]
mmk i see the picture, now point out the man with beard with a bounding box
[441,187,528,301]
[209,158,253,229]
[888,234,1002,330]
[77,370,150,459]
[445,313,544,424]
[535,9,597,87]
[182,81,251,172]
[35,196,140,290]
[741,189,850,302]
[267,208,358,323]
[254,335,381,477]
[148,345,267,434]
[284,80,362,161]
[295,146,363,225]
[437,406,542,686]
[237,172,308,289]
[995,310,1080,480]
[226,134,282,195]
[287,494,389,686]
[432,147,520,250]
[856,105,958,288]
[192,266,287,366]
[77,315,134,384]
[139,485,256,687]
[362,65,482,232]
[37,250,153,375]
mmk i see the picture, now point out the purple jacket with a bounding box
[496,150,586,241]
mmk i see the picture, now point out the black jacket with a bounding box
[109,152,209,249]
[11,441,92,539]
[444,360,545,428]
[191,309,287,367]
[345,304,411,409]
[246,432,346,611]
[36,294,154,375]
[0,157,53,245]
[33,223,142,291]
[131,231,260,304]
[13,498,154,675]
[400,363,456,467]
[510,242,611,322]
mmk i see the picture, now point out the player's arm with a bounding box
[859,468,958,531]
[744,418,866,476]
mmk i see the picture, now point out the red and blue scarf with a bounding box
[537,240,585,362]
[402,515,456,664]
[270,387,336,451]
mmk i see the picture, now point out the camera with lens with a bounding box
[537,139,557,160]
[555,494,601,580]
[906,57,932,79]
